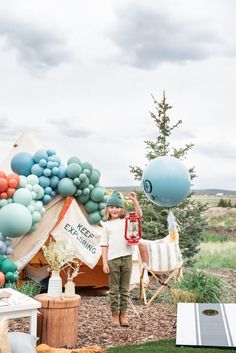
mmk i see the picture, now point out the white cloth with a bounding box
[100,219,133,261]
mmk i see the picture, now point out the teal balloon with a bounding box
[67,156,81,165]
[58,165,66,179]
[85,200,98,213]
[31,164,44,176]
[142,156,191,208]
[13,188,32,206]
[88,211,102,225]
[39,176,50,188]
[90,187,104,202]
[0,203,32,237]
[57,178,77,196]
[66,163,82,178]
[98,202,106,210]
[50,176,59,189]
[33,149,48,163]
[89,170,100,185]
[11,152,34,176]
[78,194,90,204]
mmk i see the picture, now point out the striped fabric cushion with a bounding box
[147,242,183,272]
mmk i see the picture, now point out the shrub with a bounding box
[175,269,225,303]
[6,280,41,297]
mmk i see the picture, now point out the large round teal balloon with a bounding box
[57,178,77,196]
[0,203,32,237]
[142,156,191,207]
[11,152,34,176]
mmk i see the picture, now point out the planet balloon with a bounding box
[142,156,191,207]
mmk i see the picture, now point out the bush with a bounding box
[175,269,225,303]
[6,280,41,297]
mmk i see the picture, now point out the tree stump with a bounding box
[35,294,81,348]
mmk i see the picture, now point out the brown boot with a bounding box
[111,312,120,327]
[119,311,130,327]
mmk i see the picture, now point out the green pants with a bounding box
[108,255,132,312]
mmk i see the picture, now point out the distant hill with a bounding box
[106,186,236,196]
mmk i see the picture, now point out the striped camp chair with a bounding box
[139,236,183,305]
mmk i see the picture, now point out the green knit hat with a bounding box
[106,191,124,208]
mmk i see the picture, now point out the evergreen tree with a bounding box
[218,198,226,207]
[130,93,207,266]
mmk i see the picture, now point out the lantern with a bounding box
[124,212,142,245]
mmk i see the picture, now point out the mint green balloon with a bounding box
[58,178,77,196]
[66,163,82,178]
[90,187,104,202]
[78,194,90,204]
[88,211,102,225]
[0,203,32,237]
[13,188,33,206]
[67,156,81,165]
[85,200,99,213]
[89,170,100,185]
[98,202,106,210]
[81,161,93,171]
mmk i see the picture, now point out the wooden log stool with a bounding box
[35,294,81,348]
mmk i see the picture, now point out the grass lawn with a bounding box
[108,339,236,352]
[195,241,236,269]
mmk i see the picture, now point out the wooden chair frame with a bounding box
[139,263,182,306]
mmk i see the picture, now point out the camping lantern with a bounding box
[124,212,142,245]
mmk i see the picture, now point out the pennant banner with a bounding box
[51,198,103,269]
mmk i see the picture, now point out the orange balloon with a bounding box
[7,188,15,197]
[7,173,20,182]
[8,178,18,188]
[0,178,8,192]
[0,192,8,199]
[0,272,6,287]
[0,171,6,178]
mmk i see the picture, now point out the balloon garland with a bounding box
[0,147,109,287]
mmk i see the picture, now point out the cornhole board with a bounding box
[176,303,236,348]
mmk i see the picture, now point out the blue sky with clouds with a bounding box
[0,0,235,190]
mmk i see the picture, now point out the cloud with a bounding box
[195,141,236,160]
[109,5,226,69]
[0,117,21,140]
[47,118,93,139]
[0,16,70,72]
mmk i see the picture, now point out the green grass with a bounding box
[201,232,229,243]
[108,339,236,352]
[195,241,236,269]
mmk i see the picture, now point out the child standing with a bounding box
[100,191,142,327]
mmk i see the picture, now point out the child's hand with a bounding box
[103,263,110,274]
[129,192,137,201]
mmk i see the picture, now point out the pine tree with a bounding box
[130,93,207,266]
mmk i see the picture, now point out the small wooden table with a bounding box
[35,294,81,348]
[0,287,41,337]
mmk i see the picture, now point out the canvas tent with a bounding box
[0,131,142,288]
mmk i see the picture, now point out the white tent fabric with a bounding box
[0,130,43,173]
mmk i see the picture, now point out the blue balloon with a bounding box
[33,149,48,163]
[142,156,191,207]
[11,152,34,176]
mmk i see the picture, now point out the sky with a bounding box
[0,0,235,191]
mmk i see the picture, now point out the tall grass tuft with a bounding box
[174,269,225,303]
